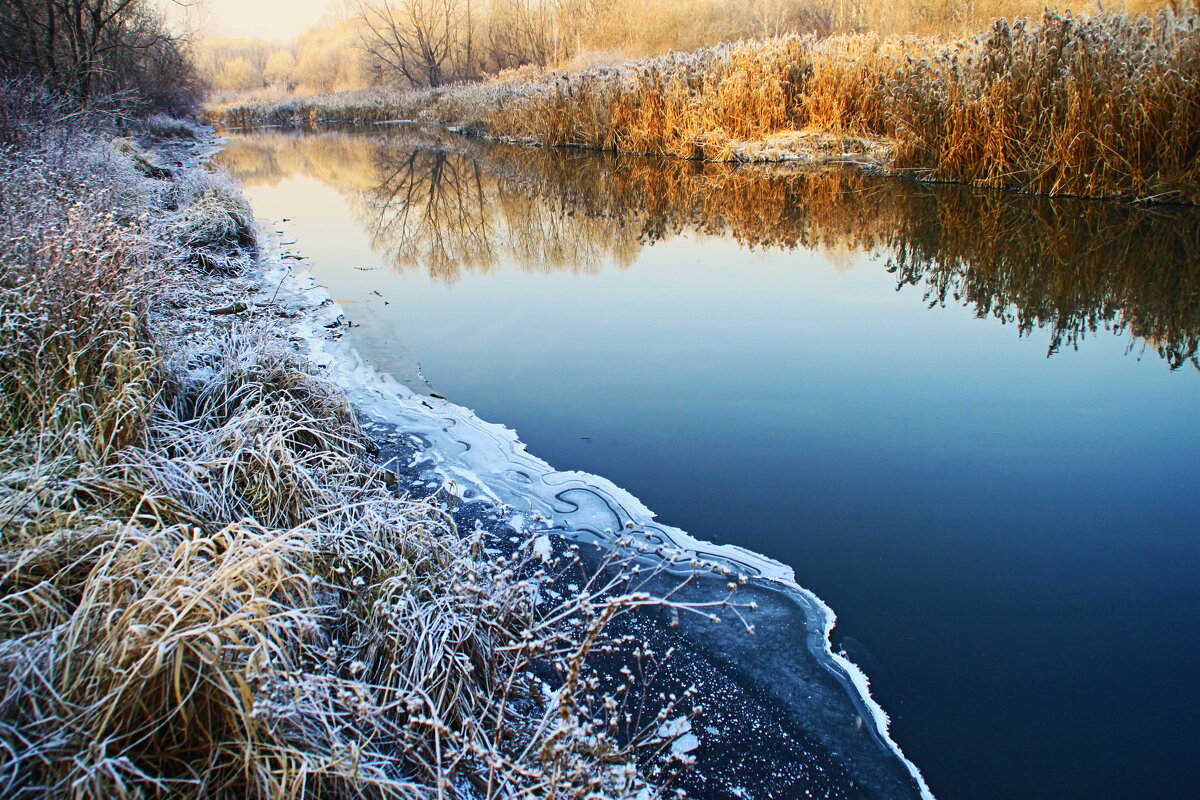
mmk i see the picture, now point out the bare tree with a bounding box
[486,0,563,68]
[0,0,198,109]
[357,0,467,88]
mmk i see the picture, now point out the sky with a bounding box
[159,0,343,41]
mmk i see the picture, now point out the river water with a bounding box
[217,125,1200,800]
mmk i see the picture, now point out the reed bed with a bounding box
[0,84,721,798]
[486,8,1200,202]
[208,8,1200,202]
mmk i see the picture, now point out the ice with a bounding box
[673,733,701,755]
[658,716,692,739]
[659,717,700,754]
[259,251,934,799]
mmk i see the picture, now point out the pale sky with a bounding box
[159,0,345,42]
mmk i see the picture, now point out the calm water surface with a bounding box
[219,127,1200,800]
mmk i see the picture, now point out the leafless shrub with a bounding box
[0,0,201,113]
[143,113,201,139]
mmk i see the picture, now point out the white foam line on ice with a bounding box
[257,245,935,800]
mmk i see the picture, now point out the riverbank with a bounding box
[0,86,717,798]
[205,84,510,130]
[207,8,1200,204]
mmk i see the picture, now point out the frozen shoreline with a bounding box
[244,197,935,797]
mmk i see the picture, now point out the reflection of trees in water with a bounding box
[363,148,498,280]
[218,128,1200,370]
[359,144,643,281]
[479,147,1200,370]
[215,133,385,191]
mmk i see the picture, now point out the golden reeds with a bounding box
[486,8,1200,202]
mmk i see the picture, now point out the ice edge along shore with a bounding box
[223,132,934,799]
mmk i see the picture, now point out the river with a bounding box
[217,125,1200,800]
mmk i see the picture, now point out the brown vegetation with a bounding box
[206,6,1199,203]
[25,0,1133,108]
[485,8,1200,202]
[199,0,1169,98]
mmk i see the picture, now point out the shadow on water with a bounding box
[220,124,1200,371]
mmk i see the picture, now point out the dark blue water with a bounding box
[220,127,1200,800]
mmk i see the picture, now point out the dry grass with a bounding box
[143,113,203,139]
[486,8,1200,202]
[0,87,730,798]
[169,171,258,272]
[206,87,425,127]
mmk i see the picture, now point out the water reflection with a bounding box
[219,126,1200,370]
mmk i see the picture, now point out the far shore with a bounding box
[206,9,1200,206]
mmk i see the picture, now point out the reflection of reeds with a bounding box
[219,129,1200,369]
[885,191,1200,368]
[489,9,1200,203]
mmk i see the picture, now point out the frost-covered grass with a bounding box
[0,83,730,798]
[169,171,258,271]
[143,112,203,139]
[206,83,527,131]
